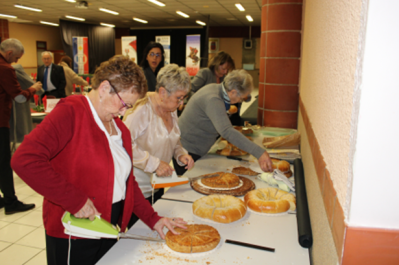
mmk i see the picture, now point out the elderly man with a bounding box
[37,51,66,98]
[0,38,42,214]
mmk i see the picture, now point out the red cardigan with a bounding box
[11,95,161,238]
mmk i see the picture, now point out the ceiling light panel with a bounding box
[235,3,245,11]
[99,8,119,15]
[66,15,85,21]
[133,17,148,24]
[14,5,42,12]
[0,14,17,19]
[246,15,253,22]
[196,20,206,26]
[40,21,59,26]
[176,11,189,18]
[148,0,165,7]
[100,23,115,27]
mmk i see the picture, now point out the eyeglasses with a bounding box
[106,80,133,110]
[149,52,161,58]
[165,88,188,103]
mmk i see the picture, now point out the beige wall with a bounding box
[9,22,63,71]
[299,0,362,209]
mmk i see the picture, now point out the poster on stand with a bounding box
[121,36,137,63]
[155,36,170,65]
[72,37,89,74]
[186,35,201,76]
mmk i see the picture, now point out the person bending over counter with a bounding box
[140,41,165,92]
[123,64,194,227]
[174,69,273,176]
[58,55,89,96]
[12,55,186,265]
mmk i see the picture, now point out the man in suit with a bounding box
[37,51,66,98]
[0,38,41,214]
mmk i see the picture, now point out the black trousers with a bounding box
[127,188,164,229]
[172,152,202,176]
[46,201,123,265]
[0,127,18,205]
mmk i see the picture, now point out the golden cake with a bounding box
[193,195,247,223]
[271,158,293,178]
[244,187,296,214]
[201,172,240,188]
[165,224,221,253]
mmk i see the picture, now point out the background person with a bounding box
[175,69,273,176]
[37,51,66,98]
[123,64,194,227]
[0,38,41,214]
[58,55,89,96]
[11,56,186,265]
[140,41,165,92]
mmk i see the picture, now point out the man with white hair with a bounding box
[0,38,42,214]
[37,51,66,98]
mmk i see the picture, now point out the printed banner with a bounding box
[121,36,137,63]
[186,35,201,76]
[72,37,89,74]
[155,36,170,65]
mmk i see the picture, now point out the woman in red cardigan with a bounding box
[11,55,186,265]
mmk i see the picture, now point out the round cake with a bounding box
[193,195,247,223]
[165,224,221,253]
[244,187,296,214]
[201,172,240,188]
[271,159,293,178]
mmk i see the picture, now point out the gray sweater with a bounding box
[191,68,224,93]
[179,83,265,158]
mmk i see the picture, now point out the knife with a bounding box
[225,239,275,252]
[226,156,250,162]
[119,233,165,242]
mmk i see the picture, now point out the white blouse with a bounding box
[85,96,132,203]
[123,94,188,198]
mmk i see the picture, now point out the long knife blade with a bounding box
[119,233,165,242]
[225,239,275,252]
[226,156,250,162]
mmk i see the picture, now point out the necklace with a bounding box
[109,121,113,135]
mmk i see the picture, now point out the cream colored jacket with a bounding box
[59,62,88,96]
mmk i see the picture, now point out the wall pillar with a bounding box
[0,19,10,41]
[258,0,303,128]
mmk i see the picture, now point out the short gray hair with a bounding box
[0,38,24,54]
[156,64,191,94]
[224,69,253,96]
[41,51,53,58]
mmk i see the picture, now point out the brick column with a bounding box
[258,0,302,129]
[0,19,10,41]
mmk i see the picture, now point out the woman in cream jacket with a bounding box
[58,56,88,96]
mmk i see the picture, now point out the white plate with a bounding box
[31,112,47,116]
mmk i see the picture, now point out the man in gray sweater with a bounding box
[175,70,272,175]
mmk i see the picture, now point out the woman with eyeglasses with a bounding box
[175,69,273,176]
[123,64,194,227]
[11,56,187,265]
[140,41,165,92]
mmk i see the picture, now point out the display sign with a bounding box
[209,38,219,53]
[155,35,170,65]
[121,36,137,63]
[186,35,201,76]
[72,37,89,74]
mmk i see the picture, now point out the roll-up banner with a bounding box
[186,35,200,76]
[121,36,137,63]
[155,36,170,65]
[72,37,89,74]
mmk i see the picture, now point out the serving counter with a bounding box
[97,129,310,265]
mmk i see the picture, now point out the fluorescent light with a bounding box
[66,15,85,21]
[235,3,245,11]
[100,23,115,27]
[65,0,76,2]
[148,0,165,7]
[196,20,206,26]
[40,21,59,26]
[99,8,119,15]
[133,17,148,24]
[0,14,17,19]
[14,4,42,12]
[176,11,189,18]
[246,15,253,22]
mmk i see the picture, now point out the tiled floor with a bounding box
[0,87,259,265]
[0,172,46,265]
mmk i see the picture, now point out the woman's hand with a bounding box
[153,217,187,239]
[74,198,101,221]
[179,154,194,170]
[156,160,174,177]
[258,151,273,172]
